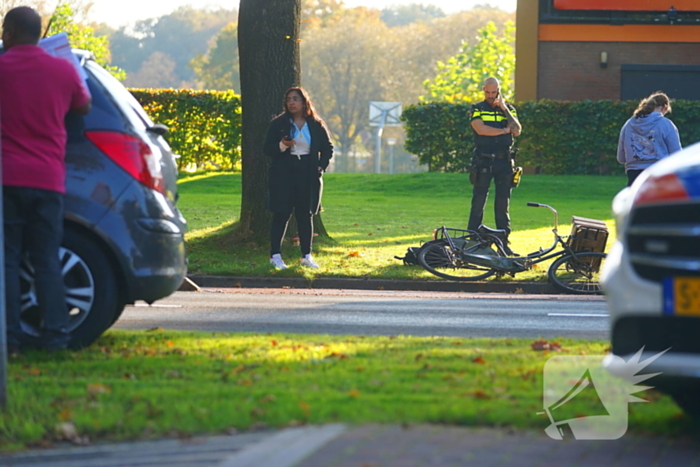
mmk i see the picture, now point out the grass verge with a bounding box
[1,330,692,451]
[179,172,625,279]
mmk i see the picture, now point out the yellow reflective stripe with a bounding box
[480,115,508,122]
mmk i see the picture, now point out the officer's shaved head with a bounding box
[482,77,501,105]
[483,77,500,88]
[2,6,42,48]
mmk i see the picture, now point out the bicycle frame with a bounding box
[433,203,585,274]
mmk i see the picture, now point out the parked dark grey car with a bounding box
[1,45,187,348]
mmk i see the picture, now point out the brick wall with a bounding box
[538,42,700,100]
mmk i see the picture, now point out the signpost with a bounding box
[369,102,402,174]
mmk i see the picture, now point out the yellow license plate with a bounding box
[664,277,700,316]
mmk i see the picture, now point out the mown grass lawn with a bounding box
[0,330,693,451]
[179,172,625,279]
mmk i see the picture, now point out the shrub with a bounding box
[130,89,242,170]
[402,100,700,174]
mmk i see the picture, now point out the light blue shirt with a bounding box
[291,119,312,146]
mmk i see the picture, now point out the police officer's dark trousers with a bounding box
[467,158,513,235]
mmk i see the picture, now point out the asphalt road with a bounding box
[113,289,610,340]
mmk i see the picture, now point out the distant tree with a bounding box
[301,9,388,169]
[190,22,239,91]
[237,0,302,240]
[1,0,89,20]
[45,3,125,80]
[124,51,180,88]
[302,0,346,27]
[109,7,237,86]
[421,20,515,103]
[381,3,445,27]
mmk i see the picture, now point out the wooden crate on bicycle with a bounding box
[567,216,608,271]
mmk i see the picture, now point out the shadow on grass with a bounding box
[2,331,694,450]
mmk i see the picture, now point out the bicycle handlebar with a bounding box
[525,202,559,231]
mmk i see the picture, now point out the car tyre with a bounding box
[20,229,124,349]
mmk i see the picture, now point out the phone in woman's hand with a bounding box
[283,135,293,142]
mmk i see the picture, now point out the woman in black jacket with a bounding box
[263,87,333,269]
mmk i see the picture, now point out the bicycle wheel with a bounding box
[418,239,497,281]
[548,252,607,295]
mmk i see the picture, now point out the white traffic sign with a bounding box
[369,102,402,127]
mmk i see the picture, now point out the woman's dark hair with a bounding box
[277,87,329,133]
[282,87,319,120]
[634,92,672,118]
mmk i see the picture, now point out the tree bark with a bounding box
[237,0,331,243]
[236,0,301,241]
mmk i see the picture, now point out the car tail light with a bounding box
[85,131,165,194]
[633,173,688,207]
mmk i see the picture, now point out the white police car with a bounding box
[602,141,700,418]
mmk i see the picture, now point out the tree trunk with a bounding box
[236,0,301,241]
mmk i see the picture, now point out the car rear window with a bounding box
[85,61,155,131]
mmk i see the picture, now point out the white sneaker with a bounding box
[300,254,320,269]
[270,254,287,269]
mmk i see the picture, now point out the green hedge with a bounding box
[402,100,700,174]
[130,89,242,170]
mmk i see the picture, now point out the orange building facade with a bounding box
[515,0,700,101]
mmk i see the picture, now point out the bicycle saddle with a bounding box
[477,225,507,237]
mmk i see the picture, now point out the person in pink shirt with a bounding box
[0,6,91,352]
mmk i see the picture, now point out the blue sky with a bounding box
[89,0,516,28]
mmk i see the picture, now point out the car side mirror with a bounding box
[147,123,169,136]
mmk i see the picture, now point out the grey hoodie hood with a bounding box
[617,111,682,172]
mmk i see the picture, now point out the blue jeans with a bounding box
[4,187,67,347]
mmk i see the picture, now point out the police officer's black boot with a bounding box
[503,241,520,257]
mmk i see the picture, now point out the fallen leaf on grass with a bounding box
[531,340,563,351]
[166,341,174,347]
[348,251,363,257]
[87,383,111,395]
[326,352,349,360]
[473,390,490,400]
[472,357,486,364]
[348,389,360,398]
[299,401,311,418]
[55,422,90,445]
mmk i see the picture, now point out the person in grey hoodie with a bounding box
[617,92,681,186]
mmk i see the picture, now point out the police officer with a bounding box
[467,77,522,256]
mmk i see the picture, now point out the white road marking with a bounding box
[548,313,609,318]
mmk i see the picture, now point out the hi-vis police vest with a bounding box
[469,101,517,154]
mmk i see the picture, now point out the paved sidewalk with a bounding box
[2,424,698,467]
